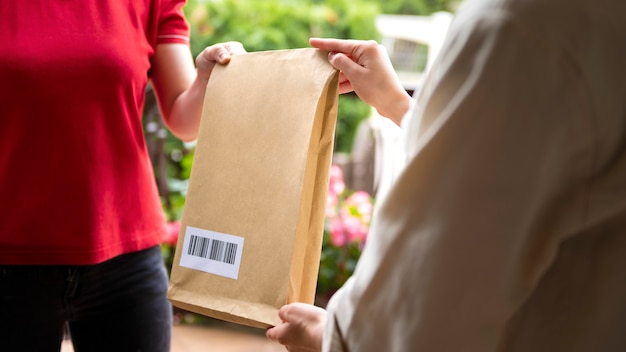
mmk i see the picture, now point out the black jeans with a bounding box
[0,245,172,352]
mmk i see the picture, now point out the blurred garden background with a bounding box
[145,0,459,324]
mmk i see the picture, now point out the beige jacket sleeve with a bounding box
[322,3,614,351]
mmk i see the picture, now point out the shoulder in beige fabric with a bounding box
[324,0,626,350]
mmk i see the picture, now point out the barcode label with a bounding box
[187,235,238,265]
[180,226,244,280]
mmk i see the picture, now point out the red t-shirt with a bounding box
[0,0,190,264]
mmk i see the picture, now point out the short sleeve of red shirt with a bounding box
[157,0,191,44]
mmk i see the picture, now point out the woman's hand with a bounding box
[152,41,246,141]
[266,303,327,352]
[309,38,412,125]
[195,41,247,81]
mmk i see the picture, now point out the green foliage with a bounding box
[317,239,362,299]
[378,0,456,15]
[335,95,371,153]
[185,0,380,55]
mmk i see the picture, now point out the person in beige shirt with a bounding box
[266,0,626,350]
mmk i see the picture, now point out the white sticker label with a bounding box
[179,226,244,280]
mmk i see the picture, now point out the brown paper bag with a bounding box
[167,48,339,329]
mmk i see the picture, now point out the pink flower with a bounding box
[341,215,367,244]
[320,164,375,296]
[344,191,373,223]
[328,164,345,196]
[329,217,348,247]
[325,191,339,218]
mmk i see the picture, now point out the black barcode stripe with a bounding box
[187,234,210,258]
[188,235,238,265]
[224,242,237,264]
[208,239,222,261]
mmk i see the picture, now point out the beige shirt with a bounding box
[324,0,626,350]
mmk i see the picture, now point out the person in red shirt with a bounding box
[0,1,245,350]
